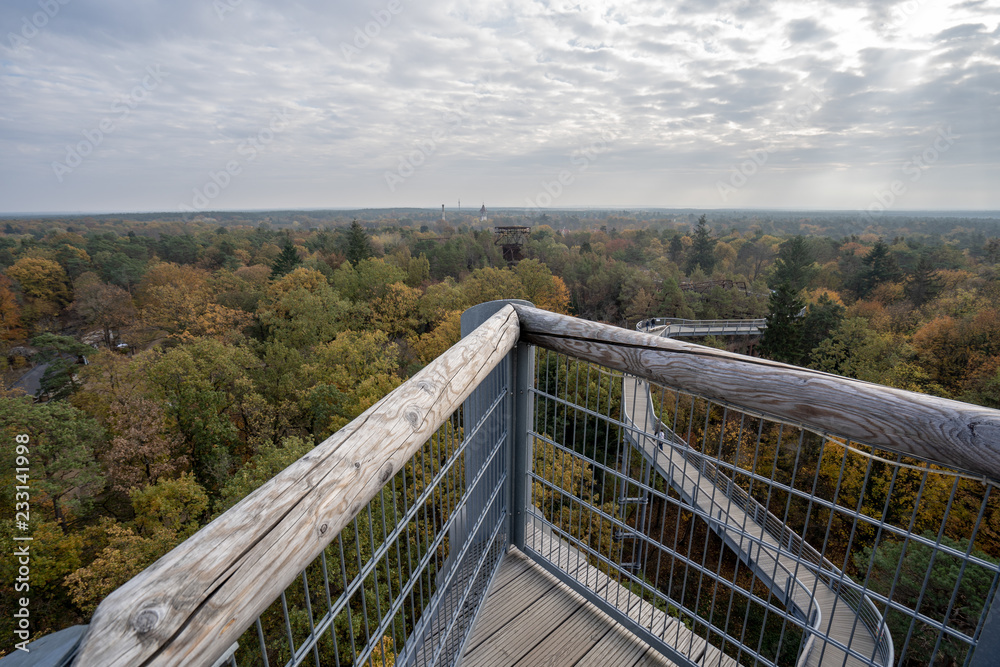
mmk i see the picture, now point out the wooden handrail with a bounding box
[513,304,1000,482]
[73,305,520,667]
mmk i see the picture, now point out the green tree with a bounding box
[855,532,997,666]
[684,215,716,275]
[759,282,805,363]
[345,220,373,264]
[759,237,816,364]
[905,254,943,307]
[769,236,816,292]
[270,236,302,278]
[147,339,261,493]
[0,397,106,528]
[848,239,901,300]
[31,333,94,400]
[799,294,845,360]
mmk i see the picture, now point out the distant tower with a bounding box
[441,204,445,222]
[480,203,487,222]
[494,225,530,264]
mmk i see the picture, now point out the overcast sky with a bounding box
[1,0,999,215]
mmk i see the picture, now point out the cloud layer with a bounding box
[1,0,999,213]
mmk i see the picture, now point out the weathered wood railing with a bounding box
[56,302,1000,667]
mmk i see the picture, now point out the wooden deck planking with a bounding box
[464,564,559,644]
[463,546,742,667]
[574,623,654,666]
[523,517,719,664]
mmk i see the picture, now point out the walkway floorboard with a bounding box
[463,548,686,667]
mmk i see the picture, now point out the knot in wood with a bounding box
[417,380,434,394]
[132,609,160,634]
[404,409,420,429]
[354,461,361,470]
[379,463,393,484]
[319,523,329,536]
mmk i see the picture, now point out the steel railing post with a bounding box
[970,585,1000,667]
[510,339,533,551]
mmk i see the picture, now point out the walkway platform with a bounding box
[463,547,740,667]
[622,377,884,667]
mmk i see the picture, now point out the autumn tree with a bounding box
[138,262,251,341]
[105,395,187,493]
[5,257,72,329]
[258,267,355,349]
[300,330,401,433]
[73,272,137,348]
[0,274,25,342]
[514,259,572,313]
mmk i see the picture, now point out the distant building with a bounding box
[480,204,487,222]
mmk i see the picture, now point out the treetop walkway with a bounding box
[18,301,1000,667]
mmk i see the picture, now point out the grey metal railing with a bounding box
[52,301,1000,667]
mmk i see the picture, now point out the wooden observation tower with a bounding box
[493,225,530,263]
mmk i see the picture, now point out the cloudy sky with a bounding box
[1,0,999,215]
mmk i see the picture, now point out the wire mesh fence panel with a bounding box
[226,359,512,667]
[523,347,1000,667]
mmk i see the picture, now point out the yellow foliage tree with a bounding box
[5,257,71,327]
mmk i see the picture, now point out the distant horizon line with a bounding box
[3,206,1000,218]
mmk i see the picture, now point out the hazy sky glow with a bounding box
[1,0,999,214]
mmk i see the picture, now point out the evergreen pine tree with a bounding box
[346,220,372,265]
[685,215,716,274]
[759,282,805,363]
[799,294,845,362]
[848,239,901,299]
[905,254,942,307]
[769,236,817,292]
[271,236,302,278]
[759,236,817,364]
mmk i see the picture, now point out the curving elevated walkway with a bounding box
[621,375,891,667]
[637,317,768,339]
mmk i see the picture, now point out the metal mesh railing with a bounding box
[522,346,1000,667]
[220,358,512,667]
